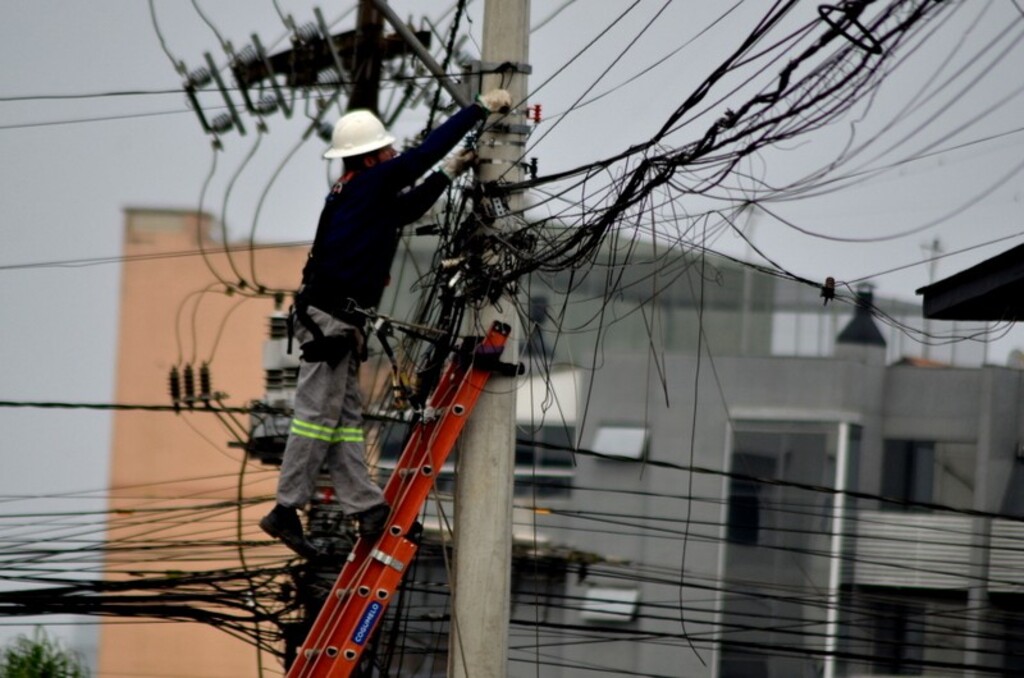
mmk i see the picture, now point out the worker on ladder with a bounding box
[260,89,514,558]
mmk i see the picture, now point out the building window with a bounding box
[1001,611,1024,674]
[515,424,574,498]
[375,420,575,498]
[721,422,852,678]
[872,601,926,675]
[882,440,934,508]
[725,426,834,547]
[591,424,648,460]
[838,594,967,677]
[882,440,975,511]
[726,453,775,545]
[579,587,639,624]
[719,657,768,678]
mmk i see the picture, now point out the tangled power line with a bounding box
[3,0,1024,675]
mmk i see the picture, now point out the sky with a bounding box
[1,0,1023,662]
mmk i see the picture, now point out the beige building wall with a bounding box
[99,208,307,677]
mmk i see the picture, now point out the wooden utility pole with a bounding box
[349,0,384,112]
[448,1,530,677]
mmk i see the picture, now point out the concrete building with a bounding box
[100,208,304,677]
[99,208,1024,676]
[546,292,1024,677]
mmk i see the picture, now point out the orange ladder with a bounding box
[286,320,511,678]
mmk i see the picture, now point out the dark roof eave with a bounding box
[916,243,1024,321]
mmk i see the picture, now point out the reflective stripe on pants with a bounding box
[275,305,384,515]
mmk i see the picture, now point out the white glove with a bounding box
[442,148,476,179]
[477,89,512,113]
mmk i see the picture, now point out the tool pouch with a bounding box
[300,334,351,369]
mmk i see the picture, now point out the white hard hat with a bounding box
[323,110,396,159]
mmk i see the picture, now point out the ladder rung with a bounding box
[287,321,511,678]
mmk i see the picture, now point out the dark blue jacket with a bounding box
[301,104,485,314]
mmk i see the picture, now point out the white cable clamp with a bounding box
[371,548,407,572]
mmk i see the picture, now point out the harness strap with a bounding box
[294,290,328,344]
[293,289,351,369]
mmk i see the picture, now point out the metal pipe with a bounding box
[823,422,851,678]
[370,0,473,107]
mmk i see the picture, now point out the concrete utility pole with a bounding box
[921,237,942,360]
[449,1,530,677]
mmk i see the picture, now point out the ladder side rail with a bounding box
[312,369,501,675]
[321,537,419,677]
[288,353,476,676]
[286,394,463,678]
[297,366,489,677]
[382,364,494,540]
[289,323,510,678]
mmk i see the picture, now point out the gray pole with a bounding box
[822,422,851,678]
[448,1,529,676]
[370,0,472,108]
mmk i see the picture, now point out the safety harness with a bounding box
[289,287,367,369]
[289,290,415,407]
[286,169,372,369]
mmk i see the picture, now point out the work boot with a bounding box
[259,504,320,559]
[354,503,391,543]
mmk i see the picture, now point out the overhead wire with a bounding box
[0,106,205,131]
[535,0,747,130]
[749,15,1024,231]
[218,127,267,290]
[0,240,311,273]
[4,426,1019,667]
[204,296,255,364]
[190,0,231,52]
[0,88,187,102]
[9,1,1024,672]
[520,0,674,159]
[247,130,309,293]
[847,229,1024,285]
[0,399,259,414]
[677,216,709,666]
[0,491,1007,594]
[148,0,182,71]
[173,283,222,366]
[193,144,236,289]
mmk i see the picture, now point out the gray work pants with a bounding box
[276,305,385,515]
